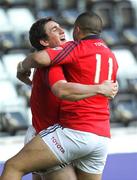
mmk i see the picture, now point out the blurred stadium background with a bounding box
[0,0,137,179]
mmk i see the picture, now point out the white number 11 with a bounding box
[94,54,113,83]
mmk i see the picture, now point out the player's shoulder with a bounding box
[47,41,79,53]
[62,41,79,49]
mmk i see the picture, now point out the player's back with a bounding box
[48,36,118,137]
[63,37,117,83]
[62,37,118,107]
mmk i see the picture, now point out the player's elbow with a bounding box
[51,81,64,98]
[52,88,78,101]
[55,91,78,101]
[58,93,78,101]
[51,81,75,101]
[54,89,65,99]
[52,86,68,99]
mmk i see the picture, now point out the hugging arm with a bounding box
[51,80,118,101]
[16,50,118,99]
[16,50,51,85]
[21,51,51,71]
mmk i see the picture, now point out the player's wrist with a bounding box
[97,84,104,94]
[90,85,100,95]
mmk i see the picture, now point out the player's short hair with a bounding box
[29,17,55,50]
[75,12,103,35]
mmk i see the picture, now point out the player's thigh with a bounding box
[76,168,102,180]
[42,165,77,180]
[9,135,61,173]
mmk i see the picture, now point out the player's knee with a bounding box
[4,158,24,176]
[4,158,15,170]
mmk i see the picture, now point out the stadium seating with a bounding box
[0,0,137,134]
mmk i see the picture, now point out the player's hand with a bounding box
[17,61,26,73]
[99,80,118,98]
[17,61,32,86]
[17,69,32,86]
[17,71,32,86]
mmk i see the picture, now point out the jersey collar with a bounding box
[81,34,101,40]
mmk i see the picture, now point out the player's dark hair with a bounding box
[75,12,103,35]
[29,17,54,50]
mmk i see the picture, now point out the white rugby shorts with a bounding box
[39,124,110,174]
[24,125,36,145]
[24,125,69,175]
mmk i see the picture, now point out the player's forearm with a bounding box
[51,81,100,101]
[19,51,51,72]
[22,54,38,70]
[21,54,43,71]
[51,80,118,101]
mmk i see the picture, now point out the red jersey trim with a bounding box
[51,41,79,65]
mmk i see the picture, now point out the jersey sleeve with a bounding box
[46,41,79,65]
[48,66,66,87]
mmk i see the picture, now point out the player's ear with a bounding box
[40,39,49,47]
[75,26,80,33]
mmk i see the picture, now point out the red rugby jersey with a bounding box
[47,35,118,137]
[30,66,65,133]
